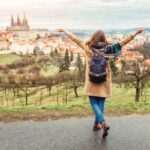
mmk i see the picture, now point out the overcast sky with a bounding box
[0,0,150,29]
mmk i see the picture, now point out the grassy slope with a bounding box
[41,65,59,76]
[0,53,58,76]
[0,54,21,66]
[0,54,149,121]
[0,85,150,118]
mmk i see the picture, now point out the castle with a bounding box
[6,13,30,31]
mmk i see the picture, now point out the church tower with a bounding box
[17,14,21,26]
[6,13,30,31]
[22,13,29,26]
[11,15,14,26]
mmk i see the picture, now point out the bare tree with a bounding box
[115,59,150,102]
[133,41,150,59]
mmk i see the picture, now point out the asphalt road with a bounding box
[0,115,150,150]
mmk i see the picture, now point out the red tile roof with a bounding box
[142,59,150,67]
[120,50,143,61]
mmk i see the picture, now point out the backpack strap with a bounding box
[92,47,106,56]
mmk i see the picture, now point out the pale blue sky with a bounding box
[0,0,149,29]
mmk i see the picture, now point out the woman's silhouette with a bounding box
[57,28,144,138]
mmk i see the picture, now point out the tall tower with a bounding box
[11,15,14,27]
[17,14,21,26]
[22,13,29,26]
[6,13,30,31]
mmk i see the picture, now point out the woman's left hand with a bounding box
[133,28,145,36]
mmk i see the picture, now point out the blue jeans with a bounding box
[89,96,105,123]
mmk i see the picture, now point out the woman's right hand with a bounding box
[56,29,65,32]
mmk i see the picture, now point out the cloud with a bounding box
[0,0,150,29]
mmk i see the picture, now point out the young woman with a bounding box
[57,28,144,138]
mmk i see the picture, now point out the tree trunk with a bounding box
[17,89,20,97]
[74,87,78,97]
[25,94,28,105]
[6,97,9,107]
[135,80,140,102]
[65,85,68,105]
[4,88,7,95]
[62,88,65,105]
[13,88,16,96]
[47,85,51,96]
[119,83,122,88]
[56,86,59,105]
[135,88,140,102]
[39,90,43,105]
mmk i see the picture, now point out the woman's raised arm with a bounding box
[120,27,145,47]
[100,28,145,59]
[56,29,89,51]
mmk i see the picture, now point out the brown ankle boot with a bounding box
[101,122,110,138]
[93,123,102,131]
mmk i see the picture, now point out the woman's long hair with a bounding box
[86,30,110,48]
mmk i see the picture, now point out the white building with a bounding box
[9,43,34,55]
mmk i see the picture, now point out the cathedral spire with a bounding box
[11,15,14,26]
[6,13,30,31]
[17,14,21,26]
[22,12,29,26]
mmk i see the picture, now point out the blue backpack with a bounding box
[89,43,122,84]
[89,44,108,84]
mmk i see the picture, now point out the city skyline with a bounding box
[0,0,150,30]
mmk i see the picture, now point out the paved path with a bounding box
[0,115,150,150]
